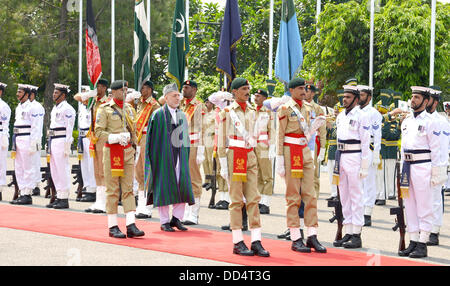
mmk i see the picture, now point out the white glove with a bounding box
[317,148,325,163]
[268,145,276,160]
[276,155,285,177]
[431,166,442,187]
[64,141,71,157]
[135,146,141,165]
[219,157,228,180]
[1,135,9,150]
[29,141,37,155]
[108,133,121,144]
[359,159,369,179]
[372,150,381,167]
[196,145,205,165]
[310,115,326,133]
[119,132,130,146]
[439,166,448,186]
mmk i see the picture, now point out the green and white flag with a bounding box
[133,0,151,92]
[167,0,190,90]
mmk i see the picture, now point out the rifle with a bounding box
[205,155,217,208]
[389,159,406,252]
[328,185,343,242]
[6,170,19,200]
[41,165,56,204]
[71,163,84,200]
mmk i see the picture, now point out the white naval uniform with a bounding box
[429,111,449,234]
[77,102,97,192]
[0,98,11,190]
[14,100,40,195]
[49,100,76,199]
[30,99,45,189]
[401,110,441,243]
[336,106,371,234]
[359,104,382,216]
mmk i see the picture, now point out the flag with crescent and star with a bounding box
[133,0,151,92]
[167,0,190,91]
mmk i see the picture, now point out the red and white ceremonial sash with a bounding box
[105,142,131,177]
[229,136,253,182]
[284,133,308,178]
[136,103,153,144]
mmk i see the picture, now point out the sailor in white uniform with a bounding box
[0,82,11,201]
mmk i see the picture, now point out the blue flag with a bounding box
[216,0,242,90]
[275,0,303,89]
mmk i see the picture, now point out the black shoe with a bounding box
[251,241,270,257]
[126,223,145,238]
[326,196,337,201]
[13,195,32,205]
[291,238,311,253]
[277,229,290,239]
[0,192,2,201]
[343,234,362,249]
[109,226,126,238]
[214,200,229,210]
[398,241,418,257]
[53,199,69,209]
[233,241,254,256]
[426,233,439,246]
[182,220,197,225]
[259,204,270,214]
[202,183,211,189]
[92,209,105,213]
[81,187,87,194]
[80,192,96,202]
[170,216,188,231]
[160,223,175,232]
[375,199,386,206]
[333,234,352,247]
[46,199,58,208]
[221,224,231,231]
[306,235,327,253]
[364,215,372,227]
[32,187,40,196]
[388,195,396,200]
[409,242,427,258]
[135,213,150,219]
[84,207,93,213]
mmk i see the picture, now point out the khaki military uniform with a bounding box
[277,99,318,229]
[218,102,260,230]
[90,95,109,187]
[202,108,216,185]
[94,100,137,215]
[180,97,206,198]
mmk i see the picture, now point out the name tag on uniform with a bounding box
[418,125,426,136]
[349,119,358,130]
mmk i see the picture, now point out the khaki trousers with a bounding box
[227,149,261,230]
[189,146,202,198]
[203,147,214,179]
[94,137,107,186]
[255,144,273,196]
[103,145,136,214]
[283,146,318,228]
[216,157,228,193]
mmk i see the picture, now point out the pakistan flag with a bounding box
[167,0,190,90]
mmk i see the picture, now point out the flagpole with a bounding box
[111,0,115,82]
[147,0,151,73]
[369,0,374,89]
[429,0,436,86]
[268,0,274,80]
[316,0,321,34]
[78,0,83,93]
[185,0,189,81]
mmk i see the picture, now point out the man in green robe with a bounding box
[144,83,195,232]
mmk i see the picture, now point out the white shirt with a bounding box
[401,110,441,167]
[430,111,449,167]
[77,102,92,130]
[30,99,45,140]
[0,97,11,138]
[50,100,76,144]
[14,99,40,143]
[336,106,371,160]
[359,104,382,153]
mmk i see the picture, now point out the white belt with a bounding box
[79,130,89,137]
[337,143,361,151]
[13,127,31,134]
[189,133,200,141]
[49,130,66,137]
[404,153,431,162]
[284,136,308,146]
[258,134,269,141]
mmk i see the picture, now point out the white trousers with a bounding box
[158,203,185,224]
[404,162,433,234]
[80,137,97,190]
[0,146,7,186]
[327,159,337,197]
[362,151,377,215]
[32,148,41,187]
[15,136,35,190]
[431,183,443,233]
[50,138,70,198]
[338,153,364,227]
[376,159,396,200]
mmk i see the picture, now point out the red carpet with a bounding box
[0,204,436,266]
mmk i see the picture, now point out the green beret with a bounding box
[288,78,306,89]
[255,88,268,97]
[110,80,128,90]
[231,77,250,90]
[143,80,154,89]
[182,80,197,88]
[305,84,316,92]
[97,78,109,87]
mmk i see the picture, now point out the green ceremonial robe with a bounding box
[144,104,195,207]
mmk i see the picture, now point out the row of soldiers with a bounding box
[0,76,448,258]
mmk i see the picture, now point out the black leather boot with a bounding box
[333,234,352,247]
[170,216,188,231]
[409,242,427,258]
[251,240,270,257]
[214,200,229,210]
[13,195,32,205]
[32,187,40,196]
[343,233,362,249]
[109,226,126,238]
[46,199,59,208]
[426,233,439,246]
[375,199,386,206]
[364,215,372,227]
[53,199,69,209]
[126,223,145,238]
[291,238,311,253]
[277,228,290,240]
[233,241,254,256]
[398,241,418,257]
[306,235,327,253]
[259,204,270,214]
[160,223,175,232]
[0,192,2,201]
[80,192,96,202]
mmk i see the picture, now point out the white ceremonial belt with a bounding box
[284,136,308,146]
[337,143,361,151]
[79,129,89,137]
[13,127,31,134]
[258,134,269,141]
[404,153,431,162]
[228,138,250,149]
[48,130,66,137]
[189,133,200,141]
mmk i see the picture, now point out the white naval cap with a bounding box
[410,86,430,97]
[343,85,360,95]
[27,84,39,92]
[17,83,30,91]
[81,85,90,92]
[54,83,71,94]
[163,83,179,96]
[0,82,7,90]
[444,101,450,109]
[356,85,373,93]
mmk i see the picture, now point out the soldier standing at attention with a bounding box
[0,82,11,201]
